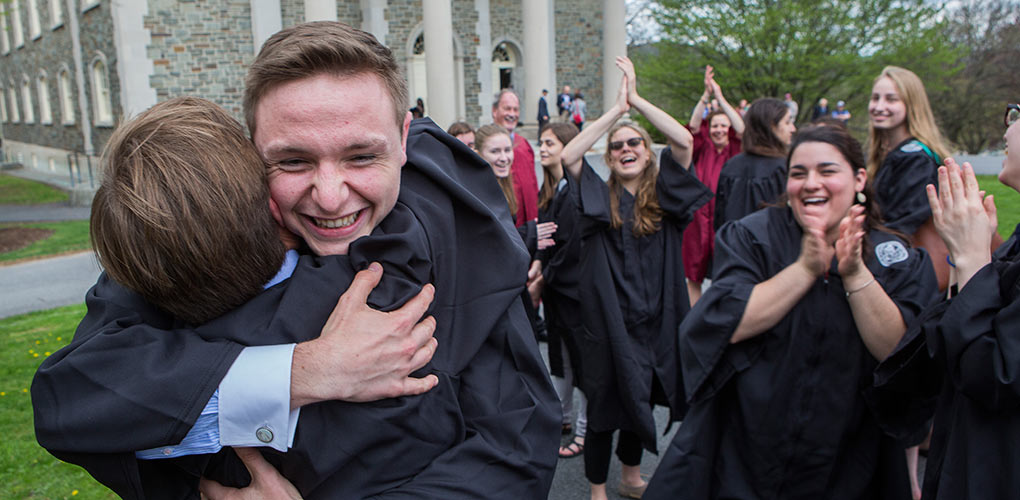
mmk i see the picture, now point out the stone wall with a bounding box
[145,0,253,122]
[452,0,480,124]
[555,0,602,116]
[280,0,303,28]
[0,0,88,155]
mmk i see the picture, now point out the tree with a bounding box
[931,0,1020,153]
[632,0,962,132]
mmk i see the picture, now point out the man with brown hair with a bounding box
[34,21,558,499]
[89,96,286,325]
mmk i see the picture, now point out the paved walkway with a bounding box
[0,251,100,319]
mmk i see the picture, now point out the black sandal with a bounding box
[558,435,584,459]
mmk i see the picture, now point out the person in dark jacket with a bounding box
[538,89,551,130]
[560,56,710,500]
[713,97,796,231]
[32,21,559,499]
[874,105,1020,499]
[646,125,940,500]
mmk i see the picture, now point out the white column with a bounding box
[251,0,282,55]
[422,0,456,129]
[474,0,492,125]
[360,0,388,44]
[522,0,551,126]
[304,0,337,22]
[109,0,157,119]
[602,0,626,113]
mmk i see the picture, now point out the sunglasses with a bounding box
[608,137,644,151]
[1007,104,1019,128]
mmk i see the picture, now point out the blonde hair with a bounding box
[474,123,517,217]
[866,66,951,177]
[602,122,662,236]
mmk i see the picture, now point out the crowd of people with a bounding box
[29,18,1019,500]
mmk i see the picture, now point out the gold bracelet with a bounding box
[845,278,875,298]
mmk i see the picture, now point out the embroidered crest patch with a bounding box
[900,141,924,153]
[875,240,909,267]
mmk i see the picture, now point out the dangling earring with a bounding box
[856,191,866,204]
[787,198,792,207]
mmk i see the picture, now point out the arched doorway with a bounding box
[491,41,521,93]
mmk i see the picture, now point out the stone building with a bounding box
[0,0,625,178]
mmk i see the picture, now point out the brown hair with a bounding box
[538,122,579,211]
[743,98,790,158]
[446,121,473,137]
[91,97,285,325]
[866,66,951,177]
[602,122,663,236]
[783,124,908,261]
[474,123,517,216]
[243,21,408,137]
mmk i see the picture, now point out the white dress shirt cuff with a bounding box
[218,344,300,452]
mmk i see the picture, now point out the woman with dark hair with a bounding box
[713,97,796,230]
[874,104,1020,499]
[561,56,710,500]
[683,64,745,304]
[645,125,940,500]
[527,122,587,458]
[446,121,474,149]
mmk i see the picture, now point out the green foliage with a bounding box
[633,0,963,135]
[0,221,92,262]
[0,304,116,499]
[0,175,68,205]
[977,175,1020,239]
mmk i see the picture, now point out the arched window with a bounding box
[48,0,63,28]
[1,12,9,54]
[90,56,113,125]
[27,0,41,39]
[58,67,74,124]
[11,0,25,47]
[8,84,20,122]
[21,76,34,123]
[37,72,51,124]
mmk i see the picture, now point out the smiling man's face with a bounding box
[492,92,520,133]
[255,72,410,256]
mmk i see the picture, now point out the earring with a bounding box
[856,191,866,204]
[787,198,792,207]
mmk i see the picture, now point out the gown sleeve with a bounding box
[877,148,938,235]
[656,147,712,227]
[927,260,1020,409]
[32,273,242,454]
[678,217,768,404]
[576,158,612,234]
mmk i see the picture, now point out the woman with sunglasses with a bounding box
[874,104,1020,499]
[646,125,939,500]
[560,56,711,500]
[713,97,797,231]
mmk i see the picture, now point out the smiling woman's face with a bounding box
[787,141,866,239]
[608,126,650,181]
[477,132,514,178]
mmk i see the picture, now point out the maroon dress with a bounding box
[681,125,741,282]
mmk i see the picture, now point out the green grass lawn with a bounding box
[0,175,68,205]
[0,221,92,263]
[0,304,115,499]
[977,175,1020,240]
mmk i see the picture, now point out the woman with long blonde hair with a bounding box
[560,56,710,500]
[867,66,956,291]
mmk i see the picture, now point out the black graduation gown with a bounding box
[31,119,561,499]
[713,152,787,230]
[874,223,1020,499]
[873,138,939,235]
[537,174,583,380]
[575,149,711,452]
[645,207,940,500]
